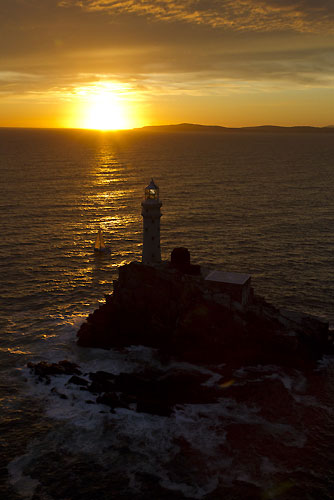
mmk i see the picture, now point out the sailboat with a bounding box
[94,228,110,253]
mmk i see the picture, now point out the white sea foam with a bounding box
[317,354,334,372]
[17,355,294,498]
[264,370,307,393]
[234,364,308,394]
[159,474,220,499]
[8,452,40,499]
[14,331,314,499]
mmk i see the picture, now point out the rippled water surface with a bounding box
[0,128,333,499]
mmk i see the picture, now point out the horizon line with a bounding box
[0,123,334,132]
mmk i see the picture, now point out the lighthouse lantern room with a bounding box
[145,180,159,200]
[142,179,162,264]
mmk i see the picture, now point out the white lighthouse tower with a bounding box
[141,179,162,264]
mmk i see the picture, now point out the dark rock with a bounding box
[114,372,161,398]
[96,392,123,409]
[89,371,116,384]
[76,260,331,369]
[156,369,218,404]
[57,360,82,374]
[87,371,117,394]
[206,480,263,500]
[136,398,172,417]
[87,380,115,395]
[66,375,89,386]
[80,367,222,414]
[28,360,81,379]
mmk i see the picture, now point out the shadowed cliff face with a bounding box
[77,261,330,369]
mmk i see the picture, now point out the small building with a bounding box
[205,270,251,307]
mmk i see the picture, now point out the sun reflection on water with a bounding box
[80,140,141,280]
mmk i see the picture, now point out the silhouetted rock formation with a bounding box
[27,253,332,420]
[27,361,221,416]
[28,360,81,381]
[77,253,331,369]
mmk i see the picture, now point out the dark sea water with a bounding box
[0,128,333,499]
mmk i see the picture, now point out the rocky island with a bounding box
[28,180,332,420]
[34,244,324,422]
[77,179,331,372]
[77,248,331,371]
[28,248,331,420]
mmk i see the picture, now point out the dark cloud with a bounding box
[0,0,333,103]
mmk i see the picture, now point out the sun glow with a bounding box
[83,91,131,130]
[74,83,141,130]
[84,92,128,130]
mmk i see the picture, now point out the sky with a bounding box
[1,0,334,129]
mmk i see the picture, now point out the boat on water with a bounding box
[94,228,110,253]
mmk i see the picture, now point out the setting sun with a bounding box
[83,90,129,130]
[64,82,144,131]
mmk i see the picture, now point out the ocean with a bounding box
[0,128,333,499]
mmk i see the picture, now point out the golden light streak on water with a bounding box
[84,143,138,250]
[1,348,32,355]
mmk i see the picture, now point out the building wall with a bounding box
[205,278,252,307]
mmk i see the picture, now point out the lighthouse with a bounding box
[141,179,162,264]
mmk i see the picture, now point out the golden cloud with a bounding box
[59,0,334,33]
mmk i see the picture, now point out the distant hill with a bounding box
[134,123,334,134]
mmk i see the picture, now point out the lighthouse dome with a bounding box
[145,179,159,200]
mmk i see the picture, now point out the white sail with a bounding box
[94,228,106,251]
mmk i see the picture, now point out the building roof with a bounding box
[146,178,159,190]
[205,270,251,286]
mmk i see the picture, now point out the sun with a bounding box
[67,82,144,131]
[83,90,130,130]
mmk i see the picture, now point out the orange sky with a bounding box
[1,0,334,129]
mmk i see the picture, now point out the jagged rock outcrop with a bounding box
[27,360,81,380]
[27,362,222,416]
[77,259,331,368]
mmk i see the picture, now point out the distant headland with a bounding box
[134,123,334,134]
[1,124,334,132]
